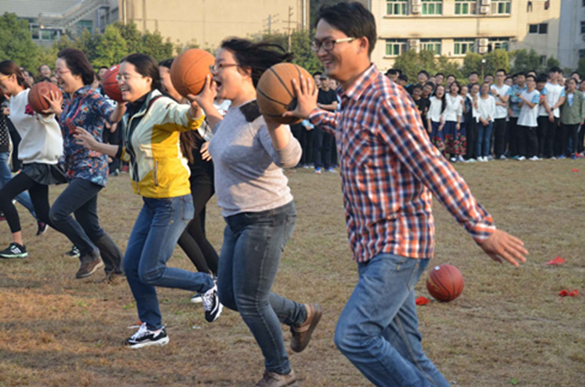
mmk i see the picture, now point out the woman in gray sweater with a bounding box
[194,38,321,387]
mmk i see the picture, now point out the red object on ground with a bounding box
[415,296,430,306]
[546,256,566,265]
[572,169,579,172]
[559,289,580,298]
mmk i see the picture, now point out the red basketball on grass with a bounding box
[27,81,62,114]
[102,64,124,103]
[256,62,316,125]
[170,48,215,97]
[426,264,464,302]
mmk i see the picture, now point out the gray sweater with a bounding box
[208,100,302,217]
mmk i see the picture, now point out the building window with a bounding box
[529,23,548,34]
[455,0,477,15]
[420,39,441,55]
[581,21,585,34]
[386,0,409,15]
[491,0,511,15]
[579,49,585,58]
[540,55,547,65]
[422,0,443,15]
[385,39,408,56]
[77,20,93,31]
[488,38,510,51]
[454,39,475,55]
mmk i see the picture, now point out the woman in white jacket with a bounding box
[476,82,496,162]
[0,61,65,259]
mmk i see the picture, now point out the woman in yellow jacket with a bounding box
[75,53,222,349]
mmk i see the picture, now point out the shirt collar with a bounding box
[339,63,378,101]
[64,85,93,101]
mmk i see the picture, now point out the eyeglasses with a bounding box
[311,37,355,52]
[209,63,239,74]
[115,74,144,82]
[54,69,71,76]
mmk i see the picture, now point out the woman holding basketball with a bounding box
[74,53,221,349]
[0,61,64,259]
[159,58,220,301]
[193,38,322,386]
[42,48,125,280]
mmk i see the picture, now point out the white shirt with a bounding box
[9,89,63,164]
[477,95,496,123]
[490,84,510,119]
[545,82,566,118]
[428,96,443,123]
[443,94,463,122]
[517,89,541,127]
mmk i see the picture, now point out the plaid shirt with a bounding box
[309,64,495,262]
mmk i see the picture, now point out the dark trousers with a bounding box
[509,118,526,157]
[331,137,338,166]
[8,128,21,172]
[537,116,549,157]
[290,124,303,167]
[178,182,219,276]
[578,125,584,154]
[524,126,538,158]
[103,126,121,173]
[313,127,333,169]
[465,119,477,160]
[301,127,314,166]
[540,116,558,158]
[560,124,580,156]
[0,170,52,233]
[493,118,508,158]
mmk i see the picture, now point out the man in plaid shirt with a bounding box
[286,3,528,386]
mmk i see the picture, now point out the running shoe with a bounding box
[36,221,48,236]
[190,292,203,304]
[125,322,169,349]
[64,245,81,258]
[0,242,28,259]
[202,284,222,322]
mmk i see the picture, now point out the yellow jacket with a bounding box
[120,90,205,198]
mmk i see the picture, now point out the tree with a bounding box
[545,56,560,72]
[0,12,40,70]
[483,49,510,76]
[253,30,322,74]
[578,58,585,79]
[92,25,127,68]
[393,50,437,82]
[510,49,541,74]
[461,52,482,78]
[141,30,174,61]
[435,55,462,79]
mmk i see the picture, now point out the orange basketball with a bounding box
[256,63,315,125]
[27,81,61,114]
[102,64,123,103]
[426,264,464,302]
[170,49,215,97]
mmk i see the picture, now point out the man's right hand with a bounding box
[283,76,319,120]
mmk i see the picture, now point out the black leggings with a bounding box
[178,182,219,276]
[0,171,52,233]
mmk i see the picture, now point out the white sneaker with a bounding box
[499,155,507,160]
[202,284,223,322]
[466,158,476,163]
[450,157,457,162]
[487,155,494,161]
[457,155,465,162]
[517,156,526,161]
[125,322,169,349]
[190,293,203,304]
[529,156,539,161]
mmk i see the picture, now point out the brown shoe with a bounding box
[290,303,322,353]
[76,256,104,279]
[255,369,297,387]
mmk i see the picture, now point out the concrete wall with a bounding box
[558,0,585,70]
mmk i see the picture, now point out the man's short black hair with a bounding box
[526,75,536,82]
[386,69,399,76]
[469,71,479,77]
[315,2,377,56]
[417,70,429,78]
[516,72,527,78]
[424,81,436,89]
[485,73,494,78]
[535,74,547,83]
[435,73,444,78]
[495,69,507,75]
[312,71,322,78]
[398,74,408,82]
[549,66,562,74]
[411,83,423,91]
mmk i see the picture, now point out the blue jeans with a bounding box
[217,201,306,374]
[123,195,214,330]
[334,254,450,387]
[476,122,493,158]
[0,152,36,219]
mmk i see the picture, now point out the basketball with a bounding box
[170,48,215,97]
[256,63,315,125]
[102,64,124,103]
[426,264,464,302]
[27,81,61,114]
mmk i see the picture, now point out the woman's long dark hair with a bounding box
[121,53,162,92]
[220,38,293,88]
[435,84,446,114]
[0,60,30,89]
[57,48,95,85]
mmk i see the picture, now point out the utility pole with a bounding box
[263,13,279,35]
[286,7,294,51]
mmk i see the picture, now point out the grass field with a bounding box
[0,159,584,387]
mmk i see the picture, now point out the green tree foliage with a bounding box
[578,59,585,79]
[483,49,510,76]
[393,50,437,81]
[435,55,462,79]
[0,13,41,70]
[510,49,541,74]
[461,52,482,77]
[93,25,127,68]
[545,56,560,72]
[255,30,322,74]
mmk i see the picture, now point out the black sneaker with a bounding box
[64,246,80,258]
[36,221,48,236]
[75,256,104,279]
[125,322,169,349]
[0,242,28,259]
[202,284,223,322]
